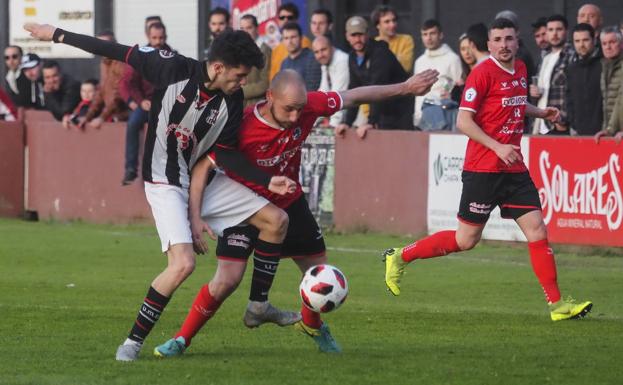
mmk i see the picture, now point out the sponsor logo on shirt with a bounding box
[139,46,155,53]
[501,95,527,107]
[464,87,477,102]
[500,125,524,135]
[166,123,196,150]
[159,49,175,59]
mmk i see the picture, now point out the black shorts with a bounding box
[457,171,541,225]
[215,195,326,261]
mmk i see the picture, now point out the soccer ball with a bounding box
[299,264,348,313]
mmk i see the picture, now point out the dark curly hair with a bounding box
[208,30,264,69]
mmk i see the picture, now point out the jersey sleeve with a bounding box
[306,91,343,117]
[459,67,488,113]
[125,46,192,89]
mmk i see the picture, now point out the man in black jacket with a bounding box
[566,23,602,135]
[336,16,413,138]
[14,53,45,110]
[41,60,81,121]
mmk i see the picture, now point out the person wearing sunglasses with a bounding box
[269,3,311,80]
[4,45,23,103]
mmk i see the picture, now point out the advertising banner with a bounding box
[529,137,623,246]
[229,0,308,47]
[427,134,529,241]
[10,0,94,58]
[300,127,334,226]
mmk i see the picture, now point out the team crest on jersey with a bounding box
[464,88,477,102]
[520,77,527,88]
[327,97,337,109]
[159,49,175,59]
[176,94,186,104]
[139,46,155,53]
[292,127,302,140]
[205,109,219,125]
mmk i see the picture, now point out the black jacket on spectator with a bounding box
[44,74,81,121]
[345,39,413,130]
[14,72,45,110]
[517,39,537,81]
[566,49,603,135]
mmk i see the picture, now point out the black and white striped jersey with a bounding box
[56,29,271,189]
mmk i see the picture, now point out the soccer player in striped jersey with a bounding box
[24,23,302,361]
[383,18,592,321]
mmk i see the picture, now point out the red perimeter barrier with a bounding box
[24,111,151,223]
[529,136,623,247]
[0,121,24,217]
[333,130,429,235]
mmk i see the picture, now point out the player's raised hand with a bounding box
[24,23,57,41]
[541,107,560,123]
[404,69,439,96]
[190,217,216,255]
[268,176,297,195]
[494,143,522,166]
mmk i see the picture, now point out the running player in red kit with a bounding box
[154,68,440,356]
[383,18,592,321]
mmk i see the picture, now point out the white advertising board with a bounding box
[9,0,95,58]
[427,134,530,242]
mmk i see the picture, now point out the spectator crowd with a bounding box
[2,3,623,184]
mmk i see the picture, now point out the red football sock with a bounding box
[175,284,222,346]
[528,239,561,304]
[401,230,461,262]
[301,304,322,329]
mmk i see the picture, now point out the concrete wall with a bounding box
[0,120,24,217]
[333,130,429,236]
[23,110,151,223]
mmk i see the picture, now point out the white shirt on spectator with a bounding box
[532,49,560,134]
[413,43,463,126]
[318,48,349,127]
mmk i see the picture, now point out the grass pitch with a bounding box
[0,218,622,385]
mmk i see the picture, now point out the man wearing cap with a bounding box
[336,16,413,138]
[14,53,45,109]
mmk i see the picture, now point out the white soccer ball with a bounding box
[299,264,348,313]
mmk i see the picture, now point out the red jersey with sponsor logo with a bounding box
[227,91,342,208]
[459,57,528,173]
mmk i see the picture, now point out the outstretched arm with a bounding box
[25,23,130,62]
[340,69,439,109]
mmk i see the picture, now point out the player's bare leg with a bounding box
[116,243,196,361]
[384,222,484,296]
[155,259,247,357]
[243,206,301,327]
[291,256,341,353]
[515,210,592,320]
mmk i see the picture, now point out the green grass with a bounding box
[0,218,622,385]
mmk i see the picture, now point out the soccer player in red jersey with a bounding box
[383,18,593,321]
[154,68,440,356]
